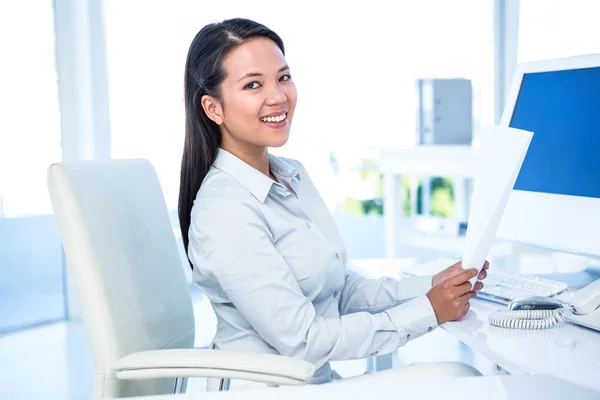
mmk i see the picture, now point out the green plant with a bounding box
[431,177,454,217]
[341,159,456,218]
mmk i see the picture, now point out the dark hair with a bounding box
[178,18,285,269]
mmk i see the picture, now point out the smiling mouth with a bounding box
[260,112,288,129]
[260,112,287,123]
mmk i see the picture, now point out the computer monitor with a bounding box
[496,54,600,258]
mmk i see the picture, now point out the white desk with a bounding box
[352,258,600,392]
[123,375,598,399]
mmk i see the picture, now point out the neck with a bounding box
[221,136,270,178]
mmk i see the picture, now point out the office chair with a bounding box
[47,159,315,399]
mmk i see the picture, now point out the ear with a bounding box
[201,95,224,125]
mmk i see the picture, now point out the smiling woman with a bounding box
[178,18,483,390]
[178,18,296,259]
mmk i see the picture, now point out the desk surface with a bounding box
[352,258,600,392]
[446,299,600,391]
[124,375,598,400]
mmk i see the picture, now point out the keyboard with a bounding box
[477,270,569,305]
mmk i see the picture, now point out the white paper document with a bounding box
[462,125,534,287]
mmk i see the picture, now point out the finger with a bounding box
[448,268,478,286]
[477,269,487,280]
[460,291,478,300]
[472,281,484,292]
[483,261,490,270]
[444,262,463,276]
[451,264,464,275]
[456,301,471,320]
[455,281,474,295]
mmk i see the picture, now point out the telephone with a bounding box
[488,279,600,331]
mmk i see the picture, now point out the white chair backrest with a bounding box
[47,159,195,399]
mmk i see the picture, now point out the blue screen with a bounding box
[509,67,600,198]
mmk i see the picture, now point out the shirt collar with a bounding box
[212,148,301,203]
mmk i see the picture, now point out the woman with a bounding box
[178,18,489,387]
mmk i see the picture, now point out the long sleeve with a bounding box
[189,199,439,370]
[338,270,434,315]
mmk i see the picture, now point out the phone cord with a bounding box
[488,309,569,329]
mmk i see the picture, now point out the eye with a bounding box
[280,74,292,82]
[244,81,261,89]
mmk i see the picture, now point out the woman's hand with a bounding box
[426,268,479,325]
[432,260,489,287]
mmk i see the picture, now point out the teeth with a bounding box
[261,113,286,123]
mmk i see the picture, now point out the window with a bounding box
[0,1,65,332]
[518,1,600,63]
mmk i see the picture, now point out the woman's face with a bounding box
[210,37,297,151]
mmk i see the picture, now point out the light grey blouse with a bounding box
[188,149,438,384]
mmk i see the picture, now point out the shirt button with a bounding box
[428,327,433,332]
[335,253,341,260]
[305,221,312,229]
[333,291,339,298]
[407,334,411,340]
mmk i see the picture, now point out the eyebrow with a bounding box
[237,65,290,82]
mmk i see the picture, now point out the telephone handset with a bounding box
[488,279,600,330]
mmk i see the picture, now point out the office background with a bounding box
[1,0,599,398]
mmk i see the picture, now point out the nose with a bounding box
[266,84,287,106]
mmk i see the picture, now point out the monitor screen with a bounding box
[509,66,600,199]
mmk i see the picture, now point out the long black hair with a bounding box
[179,18,285,269]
